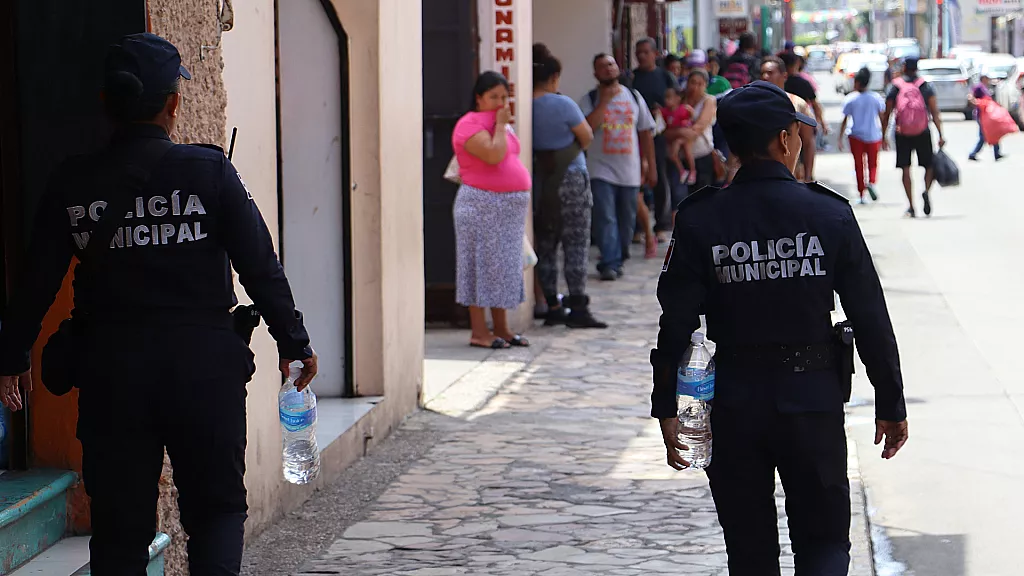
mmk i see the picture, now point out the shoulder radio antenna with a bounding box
[228,127,238,160]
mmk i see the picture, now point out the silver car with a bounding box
[917,59,971,119]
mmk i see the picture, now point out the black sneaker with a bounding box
[544,307,568,326]
[996,154,1007,162]
[968,155,979,162]
[564,296,608,329]
[866,183,878,201]
[616,267,625,278]
[566,309,608,329]
[599,268,617,281]
[904,207,916,218]
[922,191,932,216]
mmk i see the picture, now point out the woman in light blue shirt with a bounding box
[838,68,886,204]
[532,43,606,328]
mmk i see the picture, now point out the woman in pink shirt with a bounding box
[452,71,533,349]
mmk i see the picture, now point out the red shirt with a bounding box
[660,104,692,129]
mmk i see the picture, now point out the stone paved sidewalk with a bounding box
[293,255,874,576]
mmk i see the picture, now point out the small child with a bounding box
[660,87,697,185]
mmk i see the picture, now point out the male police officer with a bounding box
[650,81,909,575]
[0,34,316,575]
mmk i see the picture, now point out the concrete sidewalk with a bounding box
[243,253,874,576]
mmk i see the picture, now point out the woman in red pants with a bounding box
[838,68,887,204]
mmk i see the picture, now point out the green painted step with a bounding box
[71,532,171,576]
[0,469,77,574]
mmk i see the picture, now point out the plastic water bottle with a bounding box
[676,332,715,469]
[279,364,321,484]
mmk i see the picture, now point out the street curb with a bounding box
[847,423,876,576]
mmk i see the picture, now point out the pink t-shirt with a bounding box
[452,111,532,192]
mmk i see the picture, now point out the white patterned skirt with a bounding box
[453,185,530,309]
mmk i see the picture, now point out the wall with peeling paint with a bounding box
[148,0,230,572]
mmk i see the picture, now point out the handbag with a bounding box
[523,235,537,270]
[443,155,461,184]
[40,139,176,396]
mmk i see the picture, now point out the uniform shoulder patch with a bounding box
[806,181,849,203]
[189,143,226,155]
[680,185,721,206]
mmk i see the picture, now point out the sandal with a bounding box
[471,338,509,349]
[506,335,530,347]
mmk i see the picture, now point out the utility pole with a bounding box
[936,0,944,57]
[784,0,793,43]
[868,0,875,42]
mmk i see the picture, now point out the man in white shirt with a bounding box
[579,53,657,281]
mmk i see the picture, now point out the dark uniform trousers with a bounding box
[705,404,851,576]
[77,317,255,576]
[651,134,673,234]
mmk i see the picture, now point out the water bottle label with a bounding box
[280,406,316,432]
[677,370,715,401]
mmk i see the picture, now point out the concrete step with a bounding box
[9,536,88,575]
[71,532,171,576]
[10,533,170,576]
[0,469,77,574]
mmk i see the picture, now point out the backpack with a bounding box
[587,85,642,111]
[893,77,929,136]
[723,61,750,89]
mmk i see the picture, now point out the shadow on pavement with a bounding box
[883,532,967,576]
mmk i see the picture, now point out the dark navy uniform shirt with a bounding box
[0,124,311,375]
[651,160,906,421]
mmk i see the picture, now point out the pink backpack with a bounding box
[893,77,929,136]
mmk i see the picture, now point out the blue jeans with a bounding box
[664,162,690,209]
[971,118,1001,158]
[591,179,639,272]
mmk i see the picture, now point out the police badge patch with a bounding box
[662,238,675,272]
[238,173,253,200]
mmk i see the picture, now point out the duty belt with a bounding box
[715,343,835,373]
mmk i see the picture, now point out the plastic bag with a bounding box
[522,235,537,270]
[932,148,960,188]
[978,98,1019,145]
[443,155,461,184]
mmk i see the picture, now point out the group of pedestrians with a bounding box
[449,36,1016,350]
[449,39,737,345]
[833,57,945,216]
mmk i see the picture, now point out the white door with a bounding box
[278,0,346,397]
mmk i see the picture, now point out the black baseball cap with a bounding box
[104,33,191,98]
[717,81,817,137]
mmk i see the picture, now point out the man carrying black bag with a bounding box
[0,33,316,575]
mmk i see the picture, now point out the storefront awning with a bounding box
[792,9,859,23]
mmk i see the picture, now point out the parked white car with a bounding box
[834,53,888,94]
[948,44,984,61]
[917,59,972,119]
[991,59,1023,127]
[980,53,1017,84]
[886,38,920,61]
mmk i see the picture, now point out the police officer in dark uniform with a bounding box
[0,33,316,575]
[650,81,909,575]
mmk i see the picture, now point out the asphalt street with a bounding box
[815,72,1024,576]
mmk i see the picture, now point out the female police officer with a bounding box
[650,81,909,575]
[0,34,316,575]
